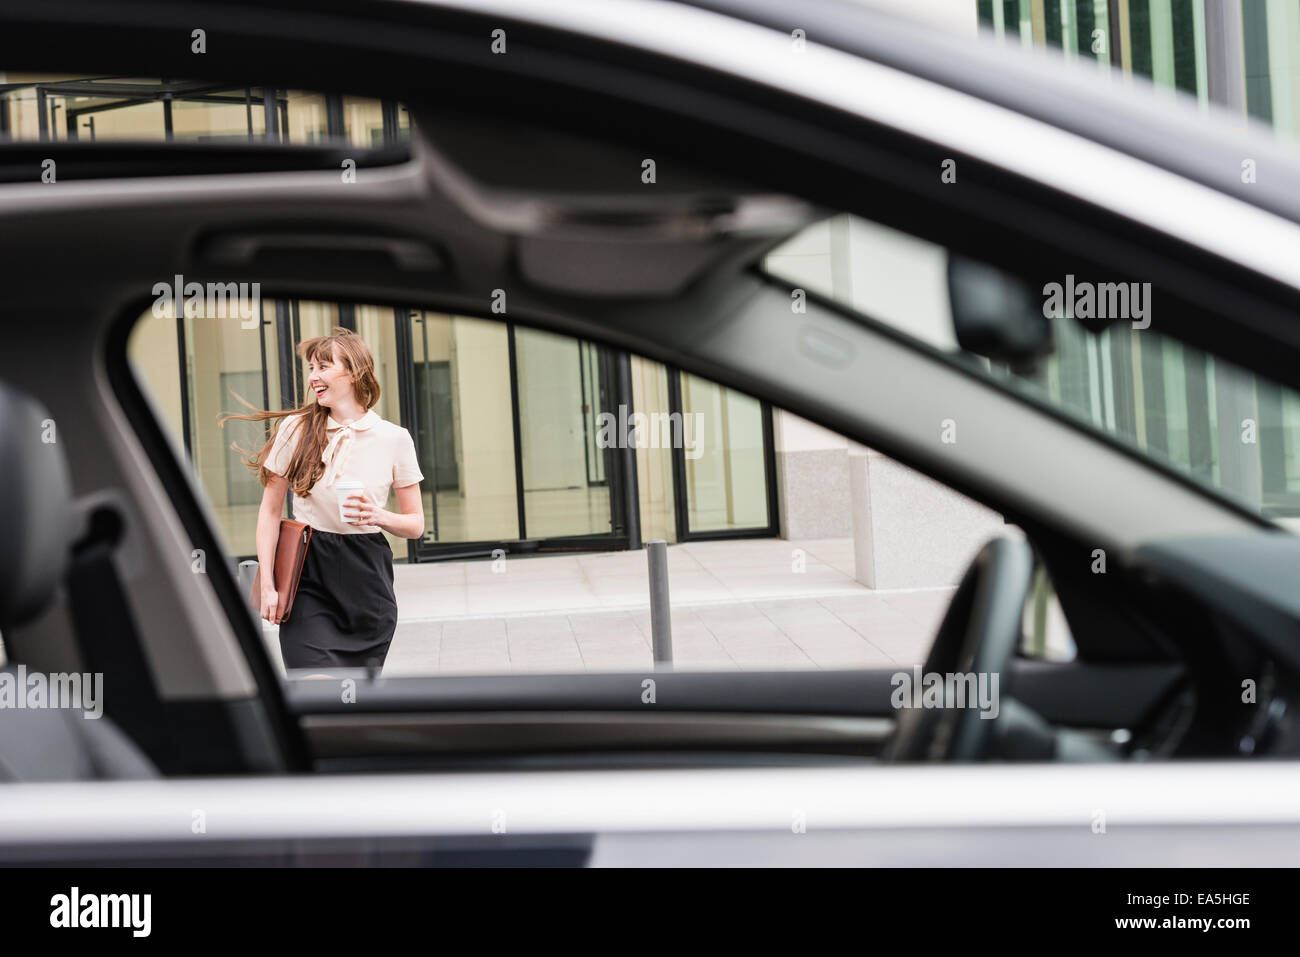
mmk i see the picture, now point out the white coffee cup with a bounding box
[335,479,366,525]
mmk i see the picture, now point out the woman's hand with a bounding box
[255,475,290,625]
[343,485,424,539]
[260,586,281,625]
[343,492,384,527]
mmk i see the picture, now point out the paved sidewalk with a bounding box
[262,538,952,675]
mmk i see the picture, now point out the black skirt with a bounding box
[278,529,398,673]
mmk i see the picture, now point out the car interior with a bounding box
[2,0,1300,805]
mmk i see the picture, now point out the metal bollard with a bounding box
[646,539,673,669]
[238,560,259,598]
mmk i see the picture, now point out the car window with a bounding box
[765,214,1300,531]
[0,75,409,146]
[127,295,1011,677]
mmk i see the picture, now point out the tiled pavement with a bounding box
[262,538,953,675]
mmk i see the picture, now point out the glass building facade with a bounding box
[977,0,1300,146]
[974,2,1300,518]
[128,292,777,562]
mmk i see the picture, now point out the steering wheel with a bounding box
[883,537,1034,762]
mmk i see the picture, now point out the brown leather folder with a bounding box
[249,519,312,622]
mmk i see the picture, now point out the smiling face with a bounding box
[295,328,381,419]
[306,350,355,410]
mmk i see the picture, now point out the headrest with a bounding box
[0,381,76,629]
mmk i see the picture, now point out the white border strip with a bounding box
[0,762,1299,842]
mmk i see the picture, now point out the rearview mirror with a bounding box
[947,255,1053,368]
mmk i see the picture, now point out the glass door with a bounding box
[404,311,628,560]
[407,311,520,553]
[514,326,617,540]
[669,370,777,540]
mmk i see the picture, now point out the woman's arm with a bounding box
[346,483,424,539]
[256,474,290,623]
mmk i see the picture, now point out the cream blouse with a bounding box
[264,409,424,534]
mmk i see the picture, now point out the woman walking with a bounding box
[223,327,424,674]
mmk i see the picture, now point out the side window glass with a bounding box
[127,298,1007,679]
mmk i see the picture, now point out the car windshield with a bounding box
[764,215,1300,530]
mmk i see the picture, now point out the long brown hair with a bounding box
[221,327,382,497]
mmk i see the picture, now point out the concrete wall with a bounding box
[849,447,1006,589]
[770,407,1005,589]
[773,412,854,540]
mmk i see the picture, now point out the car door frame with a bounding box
[4,0,1297,773]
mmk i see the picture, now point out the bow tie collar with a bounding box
[321,409,378,487]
